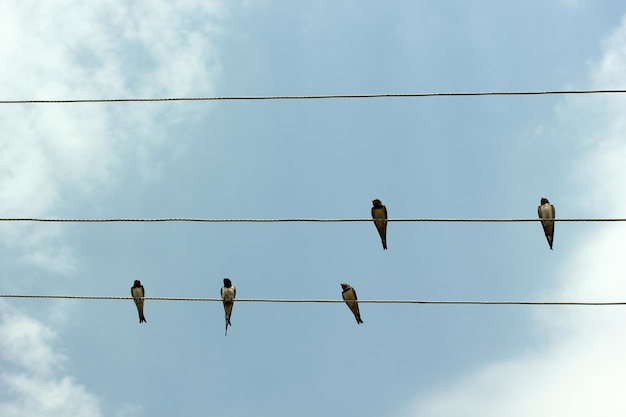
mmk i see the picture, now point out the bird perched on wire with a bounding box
[371,199,388,250]
[537,197,556,250]
[221,278,236,336]
[131,280,147,323]
[341,283,363,324]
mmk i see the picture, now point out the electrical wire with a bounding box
[2,89,626,104]
[0,294,623,305]
[0,217,622,223]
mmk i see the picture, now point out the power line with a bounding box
[0,217,622,223]
[1,89,626,104]
[0,294,624,305]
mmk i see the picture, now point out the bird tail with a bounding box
[224,312,232,336]
[545,234,554,250]
[223,302,234,336]
[134,300,146,323]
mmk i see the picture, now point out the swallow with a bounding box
[221,278,236,336]
[131,280,147,323]
[537,197,556,250]
[371,199,388,250]
[341,283,363,324]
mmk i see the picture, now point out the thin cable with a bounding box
[0,217,623,223]
[0,294,623,305]
[2,89,626,104]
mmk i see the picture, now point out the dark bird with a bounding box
[341,283,363,324]
[131,280,147,323]
[221,278,236,336]
[537,197,556,250]
[371,199,388,250]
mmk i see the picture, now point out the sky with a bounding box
[1,1,626,416]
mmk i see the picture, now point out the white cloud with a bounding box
[0,0,223,272]
[402,14,626,417]
[404,228,626,417]
[0,374,101,417]
[0,309,65,376]
[0,303,101,417]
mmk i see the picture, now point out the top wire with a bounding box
[1,89,626,104]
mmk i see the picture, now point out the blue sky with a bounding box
[2,1,626,416]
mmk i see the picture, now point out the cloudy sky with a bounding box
[2,1,626,416]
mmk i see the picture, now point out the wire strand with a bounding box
[2,89,626,104]
[0,294,623,305]
[0,217,622,223]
